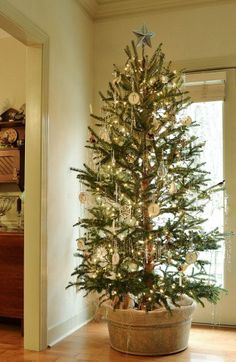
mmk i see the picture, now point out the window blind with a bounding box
[183,71,226,102]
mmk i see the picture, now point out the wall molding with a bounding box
[77,0,236,20]
[172,54,236,72]
[47,304,95,347]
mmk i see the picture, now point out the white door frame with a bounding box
[0,0,49,350]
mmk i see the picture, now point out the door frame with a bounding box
[0,0,49,350]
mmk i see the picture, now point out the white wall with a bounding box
[6,0,94,345]
[0,35,26,114]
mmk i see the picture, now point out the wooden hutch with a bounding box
[0,114,25,325]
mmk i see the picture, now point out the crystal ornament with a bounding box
[169,181,177,195]
[112,251,120,266]
[158,162,167,178]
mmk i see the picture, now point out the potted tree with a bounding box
[68,26,224,355]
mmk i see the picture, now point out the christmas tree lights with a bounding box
[67,26,225,312]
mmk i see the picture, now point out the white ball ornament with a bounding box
[79,192,87,204]
[128,262,138,272]
[148,203,160,218]
[181,116,192,127]
[128,92,140,105]
[185,251,198,265]
[161,75,168,84]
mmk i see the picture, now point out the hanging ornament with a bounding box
[152,118,161,131]
[185,251,198,265]
[128,92,140,105]
[96,247,107,260]
[127,154,135,163]
[128,262,138,272]
[178,264,188,272]
[181,138,188,147]
[181,116,192,127]
[100,129,110,143]
[158,162,167,178]
[76,238,86,250]
[128,217,137,227]
[83,250,90,258]
[179,272,183,287]
[112,250,120,265]
[182,264,189,272]
[120,205,131,221]
[111,151,116,166]
[149,76,156,85]
[148,203,160,218]
[167,251,172,264]
[107,271,116,280]
[111,219,116,234]
[79,192,87,204]
[89,133,97,144]
[161,75,168,84]
[112,74,121,85]
[169,181,177,195]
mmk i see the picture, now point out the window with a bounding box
[180,70,226,286]
[184,101,224,286]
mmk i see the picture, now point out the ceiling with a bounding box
[77,0,236,20]
[96,0,127,3]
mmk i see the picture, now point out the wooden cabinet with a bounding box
[0,120,25,191]
[0,148,24,191]
[0,231,24,320]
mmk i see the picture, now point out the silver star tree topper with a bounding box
[133,25,155,48]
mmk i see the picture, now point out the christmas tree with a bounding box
[68,26,224,311]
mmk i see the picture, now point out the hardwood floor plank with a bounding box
[0,320,236,361]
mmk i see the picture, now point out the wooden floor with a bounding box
[1,319,236,361]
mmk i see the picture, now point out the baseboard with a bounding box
[47,304,95,347]
[192,322,236,329]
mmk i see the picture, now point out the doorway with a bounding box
[0,2,48,351]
